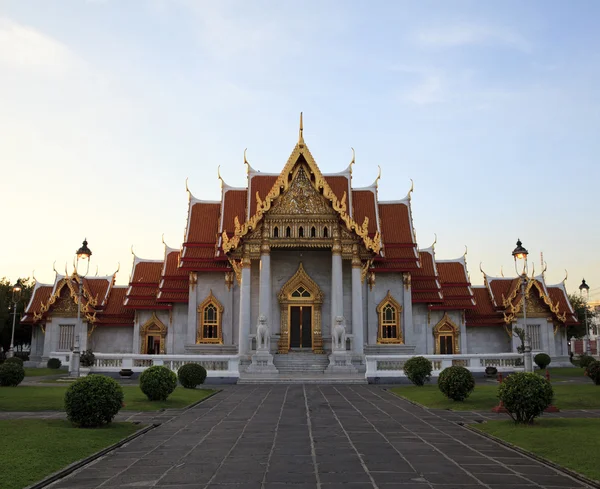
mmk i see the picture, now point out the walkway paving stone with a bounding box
[40,385,594,489]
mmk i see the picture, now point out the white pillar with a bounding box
[259,239,271,327]
[402,273,413,343]
[595,336,600,356]
[351,246,364,355]
[186,273,198,345]
[80,322,88,351]
[331,236,343,326]
[238,249,252,356]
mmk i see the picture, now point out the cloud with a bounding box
[406,75,444,105]
[0,17,78,76]
[414,23,532,52]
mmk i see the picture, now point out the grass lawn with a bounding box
[0,386,215,411]
[390,383,600,410]
[475,419,600,482]
[539,367,586,378]
[24,368,65,377]
[0,419,140,489]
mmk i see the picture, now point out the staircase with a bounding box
[238,351,367,384]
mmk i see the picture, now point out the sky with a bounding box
[1,0,599,301]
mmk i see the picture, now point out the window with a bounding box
[273,226,279,238]
[376,291,403,343]
[529,324,541,350]
[311,226,316,237]
[197,291,224,344]
[433,313,460,354]
[299,226,304,237]
[323,226,328,238]
[291,285,311,298]
[140,313,167,354]
[58,324,75,350]
[286,226,291,238]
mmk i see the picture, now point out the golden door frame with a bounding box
[140,312,167,354]
[433,313,460,354]
[277,263,324,353]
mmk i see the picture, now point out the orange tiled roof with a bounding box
[248,175,278,218]
[488,278,519,307]
[125,260,165,310]
[352,190,378,235]
[324,175,349,203]
[82,277,112,306]
[466,287,504,326]
[547,286,578,324]
[411,250,443,303]
[158,250,189,303]
[96,287,134,326]
[21,284,53,323]
[434,261,475,310]
[185,202,221,244]
[377,202,418,270]
[222,189,247,235]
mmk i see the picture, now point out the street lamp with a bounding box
[70,239,92,377]
[579,279,590,354]
[512,239,533,373]
[7,280,22,358]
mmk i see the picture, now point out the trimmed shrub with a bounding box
[534,353,551,370]
[498,372,553,424]
[178,363,207,389]
[0,363,25,387]
[403,356,433,386]
[65,375,124,427]
[579,354,595,369]
[80,350,96,368]
[4,357,24,366]
[140,366,177,401]
[438,366,475,401]
[47,358,62,369]
[586,360,600,385]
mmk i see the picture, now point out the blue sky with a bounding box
[1,1,599,301]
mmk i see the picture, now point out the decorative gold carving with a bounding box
[40,275,98,323]
[367,271,376,290]
[197,290,224,344]
[376,291,403,344]
[277,263,324,354]
[352,244,361,268]
[433,313,460,354]
[140,312,167,354]
[225,271,234,291]
[361,259,372,283]
[270,166,335,216]
[227,258,242,284]
[221,140,381,254]
[403,272,411,290]
[503,277,562,324]
[189,272,198,291]
[241,248,251,269]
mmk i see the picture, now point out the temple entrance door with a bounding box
[146,335,161,354]
[289,305,312,349]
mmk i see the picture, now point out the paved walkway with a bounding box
[34,385,594,489]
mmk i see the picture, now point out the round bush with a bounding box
[0,363,25,387]
[438,366,475,401]
[534,353,551,370]
[80,350,95,368]
[586,360,600,386]
[403,356,433,386]
[5,356,24,366]
[579,354,595,369]
[498,372,553,424]
[140,366,177,401]
[178,363,207,389]
[47,358,62,369]
[65,375,124,427]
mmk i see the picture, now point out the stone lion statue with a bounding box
[332,315,346,351]
[256,314,270,351]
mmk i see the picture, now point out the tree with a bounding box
[0,278,34,355]
[567,293,597,339]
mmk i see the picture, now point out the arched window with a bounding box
[197,291,224,344]
[311,226,316,237]
[286,226,291,238]
[433,313,460,354]
[299,226,304,238]
[323,226,328,238]
[273,226,279,238]
[376,291,403,343]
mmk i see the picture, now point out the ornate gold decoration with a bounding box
[376,291,403,344]
[403,272,412,290]
[221,136,381,254]
[351,244,361,268]
[277,263,324,354]
[367,271,376,290]
[140,312,167,354]
[189,272,197,291]
[225,271,234,291]
[197,290,224,344]
[241,247,251,269]
[361,259,373,283]
[227,258,242,284]
[39,275,98,323]
[502,277,562,324]
[433,313,460,354]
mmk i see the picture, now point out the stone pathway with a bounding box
[32,385,594,489]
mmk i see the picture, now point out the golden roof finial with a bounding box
[463,245,468,258]
[375,165,381,188]
[408,178,414,200]
[349,148,355,175]
[94,265,99,277]
[217,165,224,188]
[114,262,120,275]
[161,233,166,246]
[131,245,135,256]
[500,265,504,277]
[431,233,437,250]
[299,112,304,143]
[563,269,568,284]
[185,177,191,200]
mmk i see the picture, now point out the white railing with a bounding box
[365,353,524,378]
[49,352,240,379]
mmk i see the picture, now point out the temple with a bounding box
[22,116,579,378]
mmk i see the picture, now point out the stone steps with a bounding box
[238,372,367,384]
[273,352,329,374]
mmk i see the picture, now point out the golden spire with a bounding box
[299,112,304,144]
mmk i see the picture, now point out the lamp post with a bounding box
[7,280,22,358]
[70,239,92,377]
[579,279,590,354]
[512,239,533,373]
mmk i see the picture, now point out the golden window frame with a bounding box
[140,312,167,354]
[433,313,460,354]
[376,290,403,344]
[197,290,224,344]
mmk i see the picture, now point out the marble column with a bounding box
[186,272,198,345]
[402,273,413,342]
[258,233,271,330]
[331,233,343,328]
[547,322,557,357]
[351,245,364,355]
[238,247,252,356]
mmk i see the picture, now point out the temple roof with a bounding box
[157,246,189,303]
[124,256,166,310]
